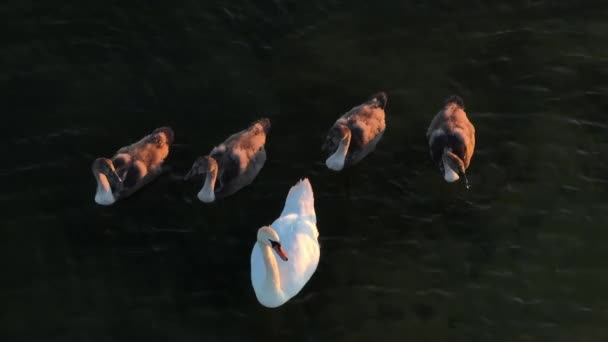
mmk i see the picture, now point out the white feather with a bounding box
[443,160,460,183]
[325,138,349,171]
[94,174,116,205]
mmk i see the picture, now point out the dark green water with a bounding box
[3,1,608,341]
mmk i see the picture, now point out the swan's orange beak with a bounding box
[273,244,289,261]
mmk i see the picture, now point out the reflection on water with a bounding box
[2,1,608,341]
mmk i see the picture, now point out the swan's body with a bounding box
[427,96,475,187]
[185,119,270,203]
[92,127,174,205]
[250,178,319,308]
[323,92,387,171]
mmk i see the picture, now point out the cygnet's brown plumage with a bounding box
[92,127,174,205]
[426,96,475,188]
[185,119,270,203]
[322,92,387,171]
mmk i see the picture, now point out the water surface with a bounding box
[2,1,608,341]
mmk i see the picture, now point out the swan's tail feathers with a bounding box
[281,178,316,224]
[444,95,464,109]
[253,118,271,134]
[370,91,388,109]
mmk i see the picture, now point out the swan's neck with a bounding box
[325,135,350,171]
[443,160,460,183]
[197,168,217,203]
[94,174,116,205]
[258,242,282,296]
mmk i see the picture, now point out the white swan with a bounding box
[250,178,320,308]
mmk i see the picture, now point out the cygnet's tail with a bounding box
[280,178,316,224]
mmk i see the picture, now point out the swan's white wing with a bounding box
[280,178,316,226]
[273,215,320,299]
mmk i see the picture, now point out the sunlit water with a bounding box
[2,1,608,341]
